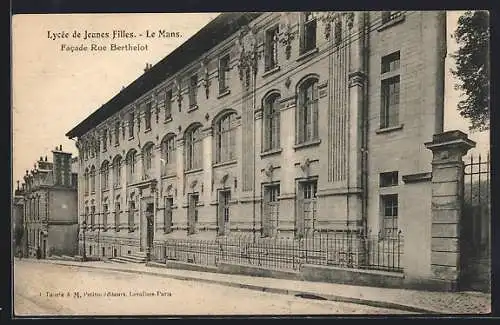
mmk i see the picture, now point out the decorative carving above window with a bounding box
[318,11,355,41]
[237,24,262,80]
[278,14,297,60]
[174,78,183,112]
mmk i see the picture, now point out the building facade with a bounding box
[18,146,79,258]
[66,11,446,273]
[13,184,25,257]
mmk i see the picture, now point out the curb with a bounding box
[35,259,442,314]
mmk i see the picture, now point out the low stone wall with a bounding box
[165,260,218,273]
[217,262,302,280]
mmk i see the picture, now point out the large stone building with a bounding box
[66,11,446,273]
[18,146,79,258]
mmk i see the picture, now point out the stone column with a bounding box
[425,130,475,290]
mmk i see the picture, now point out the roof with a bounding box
[66,12,262,139]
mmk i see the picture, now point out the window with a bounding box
[381,11,403,24]
[84,206,89,225]
[126,150,136,184]
[187,194,199,235]
[380,52,401,129]
[189,74,198,107]
[301,12,317,54]
[143,144,154,180]
[90,166,96,193]
[265,26,279,71]
[161,135,176,176]
[381,52,400,73]
[114,200,120,231]
[263,93,281,151]
[165,90,172,120]
[217,190,231,236]
[164,197,173,233]
[219,55,230,93]
[101,161,109,190]
[380,171,399,187]
[84,168,89,194]
[114,122,120,146]
[263,184,280,237]
[144,102,152,130]
[296,78,319,144]
[102,129,107,151]
[185,125,202,171]
[113,156,122,188]
[90,205,95,229]
[215,113,237,163]
[128,200,135,231]
[381,194,398,237]
[128,112,135,138]
[102,203,108,231]
[296,180,317,238]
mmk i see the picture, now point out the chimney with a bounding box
[60,145,63,151]
[53,146,72,186]
[40,156,43,161]
[45,156,48,161]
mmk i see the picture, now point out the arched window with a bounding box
[215,112,237,163]
[296,77,319,144]
[185,125,202,171]
[126,150,137,184]
[101,161,109,190]
[161,134,176,176]
[113,156,122,188]
[263,93,281,152]
[90,166,96,193]
[84,168,89,194]
[142,143,154,180]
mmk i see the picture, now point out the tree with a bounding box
[450,11,490,132]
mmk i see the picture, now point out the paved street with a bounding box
[14,259,410,316]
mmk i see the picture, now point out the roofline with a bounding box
[66,12,262,139]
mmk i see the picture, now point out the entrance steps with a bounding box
[109,251,148,264]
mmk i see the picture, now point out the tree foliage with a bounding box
[450,11,490,132]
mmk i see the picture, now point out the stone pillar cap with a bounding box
[424,130,476,151]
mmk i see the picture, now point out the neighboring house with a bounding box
[65,11,447,281]
[18,146,79,258]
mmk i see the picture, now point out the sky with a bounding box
[11,11,490,190]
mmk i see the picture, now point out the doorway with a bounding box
[187,193,199,235]
[218,190,231,236]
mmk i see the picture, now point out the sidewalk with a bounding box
[25,258,491,315]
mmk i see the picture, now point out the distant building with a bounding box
[18,146,79,258]
[13,182,25,257]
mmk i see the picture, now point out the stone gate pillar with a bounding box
[425,130,475,290]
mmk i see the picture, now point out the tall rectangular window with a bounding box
[114,201,120,231]
[265,25,279,71]
[165,90,172,120]
[381,194,398,237]
[187,194,199,235]
[164,197,173,233]
[144,102,152,130]
[102,129,107,151]
[380,51,401,129]
[217,190,231,236]
[128,112,135,138]
[296,180,317,238]
[301,12,317,54]
[90,206,95,229]
[102,203,108,231]
[128,201,135,232]
[263,184,280,237]
[218,55,230,93]
[215,113,237,163]
[189,74,198,107]
[114,122,120,146]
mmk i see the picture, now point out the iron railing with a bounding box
[152,230,403,273]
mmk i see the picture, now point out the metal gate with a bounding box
[461,152,490,292]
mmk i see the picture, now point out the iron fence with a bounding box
[152,229,403,273]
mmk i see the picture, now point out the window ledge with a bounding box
[144,128,152,134]
[161,173,177,180]
[213,159,237,168]
[164,116,173,124]
[376,124,404,134]
[293,139,321,150]
[113,185,121,190]
[377,15,406,32]
[114,143,119,147]
[262,65,281,78]
[128,136,135,141]
[260,148,282,158]
[296,47,319,62]
[217,89,231,99]
[184,168,203,175]
[102,149,107,153]
[188,104,199,113]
